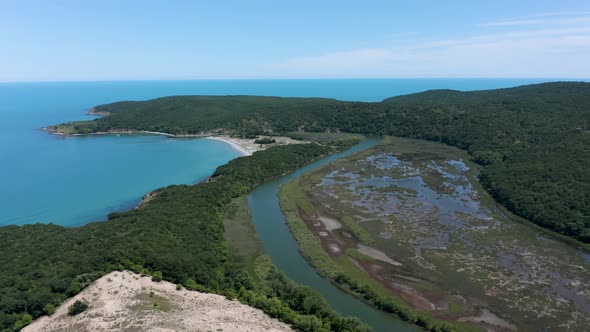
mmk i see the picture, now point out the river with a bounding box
[248,137,419,332]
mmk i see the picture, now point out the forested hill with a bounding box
[383,81,590,103]
[52,82,590,243]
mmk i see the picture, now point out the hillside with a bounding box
[51,82,590,243]
[23,271,293,332]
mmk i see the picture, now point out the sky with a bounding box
[1,0,589,81]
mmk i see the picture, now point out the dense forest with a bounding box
[0,143,369,332]
[51,82,590,242]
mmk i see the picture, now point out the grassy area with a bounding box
[223,196,265,286]
[287,132,365,144]
[279,181,343,278]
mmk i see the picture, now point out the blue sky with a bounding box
[1,0,589,81]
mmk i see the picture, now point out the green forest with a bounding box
[0,143,369,332]
[51,82,590,243]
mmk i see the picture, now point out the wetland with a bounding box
[282,136,590,331]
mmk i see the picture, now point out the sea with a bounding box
[0,78,567,226]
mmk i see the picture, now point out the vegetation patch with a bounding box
[67,300,89,316]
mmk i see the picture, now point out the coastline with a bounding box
[205,136,253,156]
[40,127,203,138]
[41,126,308,158]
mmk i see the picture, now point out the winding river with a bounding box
[248,137,418,332]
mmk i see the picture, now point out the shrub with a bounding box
[12,314,32,330]
[43,304,56,316]
[255,137,276,144]
[67,300,89,316]
[151,271,163,282]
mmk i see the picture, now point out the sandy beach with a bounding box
[206,136,253,156]
[24,271,293,332]
[206,135,308,156]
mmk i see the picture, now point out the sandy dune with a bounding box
[24,271,293,332]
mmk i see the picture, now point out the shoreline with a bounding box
[40,127,204,138]
[41,127,258,156]
[41,127,307,158]
[205,136,252,156]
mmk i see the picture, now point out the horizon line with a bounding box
[1,77,589,84]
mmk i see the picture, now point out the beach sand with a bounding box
[206,135,308,156]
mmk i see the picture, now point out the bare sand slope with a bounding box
[24,271,293,332]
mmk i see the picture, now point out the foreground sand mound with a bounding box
[24,271,293,332]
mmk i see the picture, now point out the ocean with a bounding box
[0,78,560,226]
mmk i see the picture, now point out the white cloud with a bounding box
[262,16,590,78]
[480,17,590,27]
[480,11,590,27]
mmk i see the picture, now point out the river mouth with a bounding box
[247,137,419,332]
[289,136,590,331]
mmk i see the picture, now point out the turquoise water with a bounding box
[0,79,563,226]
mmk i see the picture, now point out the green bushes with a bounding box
[334,274,461,332]
[42,304,56,316]
[247,256,370,332]
[254,137,276,144]
[10,315,31,332]
[67,300,88,316]
[151,271,163,282]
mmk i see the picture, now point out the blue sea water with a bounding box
[0,78,571,226]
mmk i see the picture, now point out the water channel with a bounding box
[248,137,418,332]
